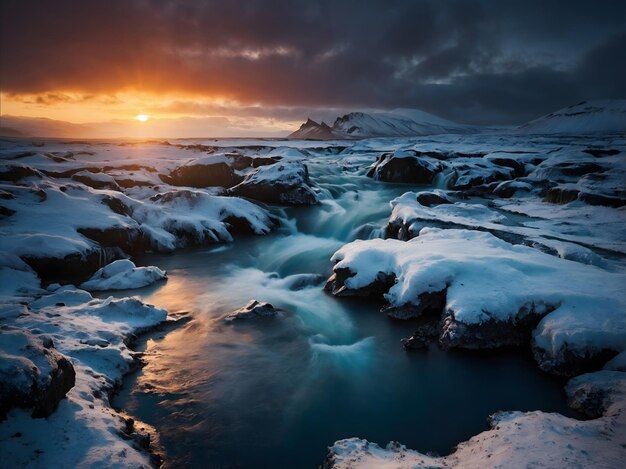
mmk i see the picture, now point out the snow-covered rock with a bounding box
[0,180,275,276]
[414,189,453,207]
[80,259,167,291]
[166,154,242,188]
[0,287,170,467]
[519,100,626,134]
[228,161,318,205]
[71,170,121,191]
[386,192,508,240]
[0,181,140,277]
[137,189,274,250]
[387,190,626,255]
[223,300,279,321]
[324,370,626,469]
[0,255,43,299]
[366,150,444,183]
[326,228,626,373]
[448,159,515,190]
[0,327,75,419]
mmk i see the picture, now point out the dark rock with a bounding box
[560,162,603,177]
[252,156,282,168]
[566,371,624,418]
[173,143,218,153]
[112,178,155,188]
[582,148,620,158]
[0,205,16,217]
[228,162,318,205]
[225,153,254,170]
[77,226,149,254]
[415,191,452,207]
[0,189,15,199]
[543,161,604,180]
[367,153,443,183]
[22,247,126,282]
[224,153,282,170]
[402,320,440,349]
[449,165,514,190]
[532,342,619,377]
[492,180,533,198]
[578,192,626,208]
[71,172,121,191]
[544,186,580,204]
[383,290,447,320]
[325,268,396,298]
[167,160,242,188]
[0,164,44,182]
[489,157,526,178]
[224,300,279,321]
[439,302,556,350]
[101,195,133,216]
[101,164,158,173]
[0,327,76,419]
[222,214,278,235]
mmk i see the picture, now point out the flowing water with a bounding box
[113,154,574,468]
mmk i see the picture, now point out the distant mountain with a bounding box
[0,126,25,137]
[0,115,95,138]
[288,118,337,139]
[288,108,475,139]
[518,100,626,134]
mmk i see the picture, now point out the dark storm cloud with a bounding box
[1,0,625,124]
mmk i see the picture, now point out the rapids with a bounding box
[112,153,574,468]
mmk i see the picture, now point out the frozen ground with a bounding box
[1,130,625,467]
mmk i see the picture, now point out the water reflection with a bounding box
[113,156,574,468]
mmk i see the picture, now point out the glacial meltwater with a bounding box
[111,154,574,468]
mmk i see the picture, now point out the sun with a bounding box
[135,114,150,122]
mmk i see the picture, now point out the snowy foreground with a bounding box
[1,130,626,467]
[325,371,626,468]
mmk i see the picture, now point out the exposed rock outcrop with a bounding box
[0,327,76,419]
[367,152,444,183]
[228,161,318,205]
[223,300,279,321]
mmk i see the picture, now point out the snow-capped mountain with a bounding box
[288,108,475,139]
[518,100,626,134]
[288,118,338,139]
[332,108,475,138]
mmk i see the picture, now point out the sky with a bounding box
[1,0,625,137]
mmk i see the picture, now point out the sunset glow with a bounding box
[1,2,625,469]
[2,0,623,139]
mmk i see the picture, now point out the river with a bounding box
[112,150,573,468]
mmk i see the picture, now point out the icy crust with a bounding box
[364,133,626,211]
[136,188,274,250]
[0,139,328,276]
[80,259,167,291]
[327,228,626,373]
[0,286,169,468]
[324,371,626,469]
[0,178,274,276]
[388,191,626,255]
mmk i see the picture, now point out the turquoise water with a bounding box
[113,158,574,468]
